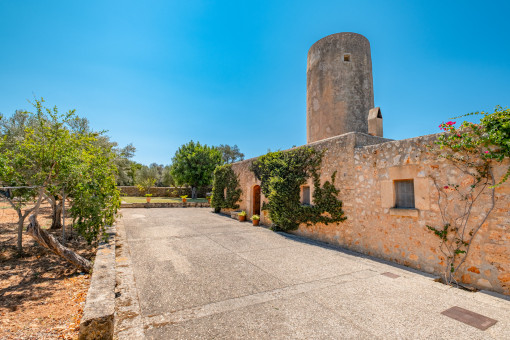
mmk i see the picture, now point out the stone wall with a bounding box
[118,186,211,198]
[230,132,510,295]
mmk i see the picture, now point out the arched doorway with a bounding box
[252,185,261,216]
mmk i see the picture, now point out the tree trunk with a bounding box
[26,214,92,273]
[49,196,63,229]
[17,212,25,256]
[191,187,197,199]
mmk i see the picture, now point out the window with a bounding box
[302,186,311,205]
[394,180,415,209]
[343,54,351,62]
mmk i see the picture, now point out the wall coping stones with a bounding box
[79,225,116,340]
[120,202,211,209]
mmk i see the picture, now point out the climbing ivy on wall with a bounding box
[250,147,346,231]
[211,164,242,213]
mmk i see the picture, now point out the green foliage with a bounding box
[160,165,175,186]
[251,214,260,220]
[250,147,346,231]
[170,141,222,198]
[210,164,242,211]
[427,106,508,286]
[0,98,121,243]
[437,106,510,186]
[69,141,120,243]
[426,223,449,241]
[135,165,158,195]
[68,116,137,186]
[238,210,246,216]
[307,171,348,225]
[217,144,245,164]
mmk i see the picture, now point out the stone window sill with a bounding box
[389,208,419,217]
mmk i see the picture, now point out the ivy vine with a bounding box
[250,146,346,231]
[211,164,242,213]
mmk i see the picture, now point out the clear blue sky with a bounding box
[1,0,509,165]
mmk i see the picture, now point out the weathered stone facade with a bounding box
[230,133,510,295]
[228,32,510,295]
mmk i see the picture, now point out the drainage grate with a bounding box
[441,306,497,330]
[381,272,400,279]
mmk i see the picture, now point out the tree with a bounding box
[0,98,120,269]
[115,144,137,186]
[161,165,175,187]
[69,116,137,186]
[135,165,158,195]
[0,109,40,254]
[170,141,222,199]
[217,144,245,164]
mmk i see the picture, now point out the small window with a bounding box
[394,180,415,209]
[343,54,351,62]
[302,186,311,205]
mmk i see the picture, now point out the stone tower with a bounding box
[307,32,375,143]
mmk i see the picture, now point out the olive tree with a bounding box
[0,98,120,270]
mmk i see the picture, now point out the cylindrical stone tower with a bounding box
[307,32,374,143]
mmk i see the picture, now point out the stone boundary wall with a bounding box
[79,225,116,340]
[120,202,210,209]
[230,132,510,295]
[118,186,211,197]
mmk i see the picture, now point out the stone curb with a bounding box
[120,202,210,208]
[79,226,116,340]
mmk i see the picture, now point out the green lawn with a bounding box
[121,196,208,204]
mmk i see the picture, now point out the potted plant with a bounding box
[251,214,260,226]
[145,193,153,203]
[238,211,247,222]
[181,195,188,203]
[206,192,212,204]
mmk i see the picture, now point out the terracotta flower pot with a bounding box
[239,215,246,222]
[182,198,187,203]
[146,197,151,203]
[253,219,259,226]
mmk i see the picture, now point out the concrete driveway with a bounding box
[114,208,510,339]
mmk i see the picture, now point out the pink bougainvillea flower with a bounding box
[445,121,456,126]
[457,134,461,137]
[484,151,489,154]
[444,186,449,189]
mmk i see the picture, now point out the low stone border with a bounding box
[120,202,210,208]
[79,226,116,340]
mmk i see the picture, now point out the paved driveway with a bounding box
[114,208,510,339]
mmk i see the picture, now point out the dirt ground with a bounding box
[0,203,95,340]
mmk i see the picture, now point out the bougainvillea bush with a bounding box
[427,106,509,286]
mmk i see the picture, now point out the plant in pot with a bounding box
[238,211,247,222]
[251,214,260,226]
[181,195,188,203]
[206,192,212,204]
[145,193,153,203]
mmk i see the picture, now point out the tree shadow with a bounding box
[0,217,94,312]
